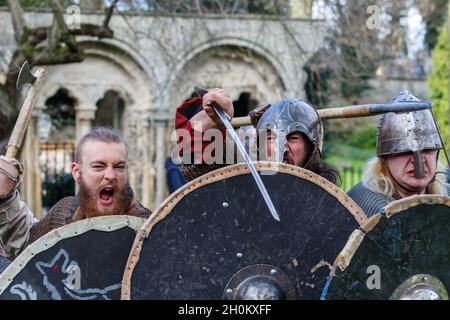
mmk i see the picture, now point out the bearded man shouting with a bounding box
[0,128,151,262]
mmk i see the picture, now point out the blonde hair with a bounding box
[362,156,448,202]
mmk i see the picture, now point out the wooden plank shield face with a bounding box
[325,195,450,300]
[122,163,366,300]
[0,216,144,300]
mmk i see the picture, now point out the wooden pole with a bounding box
[5,67,47,159]
[230,102,431,127]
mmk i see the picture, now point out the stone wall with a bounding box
[0,9,325,211]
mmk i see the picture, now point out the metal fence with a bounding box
[39,143,75,211]
[339,165,363,192]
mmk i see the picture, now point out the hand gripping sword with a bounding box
[194,86,280,222]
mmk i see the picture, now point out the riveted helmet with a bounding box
[377,90,443,178]
[256,98,323,169]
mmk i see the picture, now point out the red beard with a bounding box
[76,179,130,220]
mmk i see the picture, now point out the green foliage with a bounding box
[323,120,377,190]
[324,121,376,158]
[348,122,377,151]
[428,22,449,154]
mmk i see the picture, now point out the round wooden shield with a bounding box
[0,216,145,300]
[122,162,367,300]
[324,195,450,300]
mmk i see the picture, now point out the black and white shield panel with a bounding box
[0,216,144,300]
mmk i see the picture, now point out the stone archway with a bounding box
[168,44,286,110]
[23,40,157,212]
[153,42,288,204]
[94,90,126,131]
[39,88,76,213]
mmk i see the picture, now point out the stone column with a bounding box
[148,110,171,208]
[74,104,96,195]
[20,114,43,218]
[75,106,96,144]
[73,83,104,144]
[138,119,155,211]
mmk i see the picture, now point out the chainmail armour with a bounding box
[347,182,389,218]
[348,182,450,218]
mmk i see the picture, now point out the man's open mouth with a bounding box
[283,155,292,165]
[99,187,115,206]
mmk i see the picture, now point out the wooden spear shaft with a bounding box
[230,101,432,127]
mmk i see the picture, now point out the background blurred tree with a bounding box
[416,0,448,52]
[304,0,449,178]
[303,0,406,174]
[1,0,445,178]
[428,21,449,154]
[0,0,306,150]
[302,0,449,107]
[106,0,292,15]
[0,0,118,151]
[303,0,412,107]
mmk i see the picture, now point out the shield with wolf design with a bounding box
[122,162,367,300]
[324,195,450,300]
[0,216,144,300]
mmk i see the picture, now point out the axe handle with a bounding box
[230,102,432,127]
[5,67,47,159]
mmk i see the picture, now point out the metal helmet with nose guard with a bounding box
[377,90,443,178]
[256,98,323,170]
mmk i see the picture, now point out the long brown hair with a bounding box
[362,156,448,201]
[302,138,340,185]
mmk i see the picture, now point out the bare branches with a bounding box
[6,0,26,43]
[52,0,69,34]
[109,0,289,15]
[103,0,120,29]
[304,0,416,104]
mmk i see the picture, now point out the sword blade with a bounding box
[212,105,280,222]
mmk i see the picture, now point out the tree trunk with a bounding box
[7,0,26,43]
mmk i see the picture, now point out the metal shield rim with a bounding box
[0,215,145,294]
[121,161,368,300]
[333,194,450,274]
[384,194,450,219]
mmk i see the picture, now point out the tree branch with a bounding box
[6,0,26,44]
[103,0,120,29]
